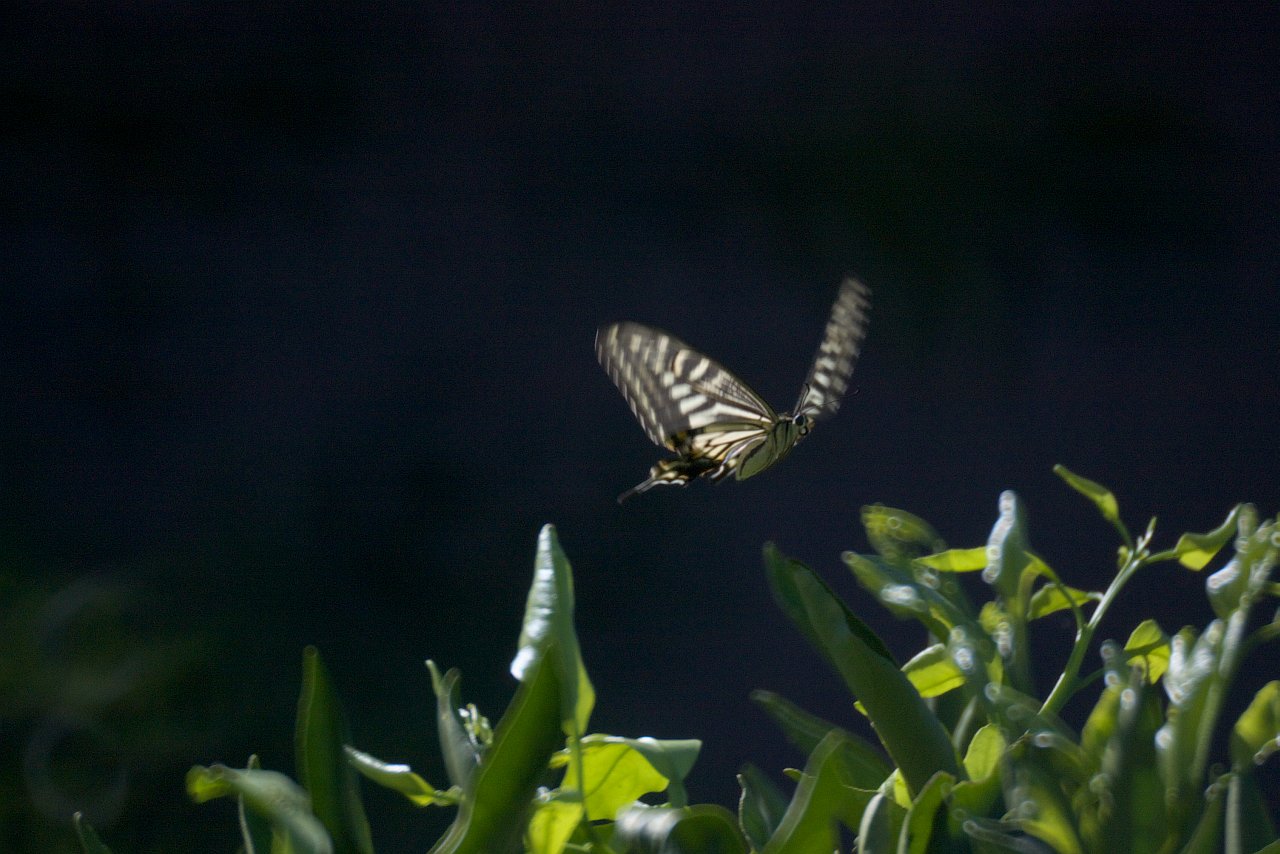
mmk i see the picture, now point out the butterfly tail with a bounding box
[616,459,698,503]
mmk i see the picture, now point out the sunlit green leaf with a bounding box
[1123,620,1170,684]
[296,647,374,854]
[1231,681,1280,768]
[1027,583,1100,621]
[526,796,581,854]
[344,746,456,807]
[549,736,670,820]
[902,643,966,698]
[917,546,988,572]
[1170,505,1242,569]
[961,725,1005,781]
[512,525,595,738]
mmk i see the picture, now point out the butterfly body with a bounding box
[597,278,870,503]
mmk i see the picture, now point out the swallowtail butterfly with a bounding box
[596,277,870,502]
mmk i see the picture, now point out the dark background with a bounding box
[4,3,1279,851]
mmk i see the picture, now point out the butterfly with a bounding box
[596,277,870,502]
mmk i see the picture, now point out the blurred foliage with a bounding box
[0,563,209,853]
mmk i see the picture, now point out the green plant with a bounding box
[752,465,1279,852]
[73,467,1280,852]
[81,525,740,853]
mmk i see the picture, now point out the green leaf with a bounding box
[1206,509,1276,619]
[526,796,582,854]
[737,765,789,852]
[1170,505,1242,570]
[961,725,1006,781]
[187,764,333,854]
[240,755,274,854]
[296,647,374,854]
[622,736,701,810]
[1225,770,1279,853]
[856,792,904,854]
[899,772,954,854]
[984,491,1033,597]
[72,812,112,854]
[1080,682,1121,773]
[614,804,748,853]
[430,646,565,854]
[1177,774,1227,854]
[1027,584,1100,620]
[983,491,1035,692]
[344,746,458,807]
[761,731,879,853]
[1002,740,1084,854]
[1231,680,1280,768]
[549,735,672,820]
[750,690,892,788]
[946,774,1004,844]
[1123,620,1170,684]
[1053,464,1121,528]
[959,816,1051,852]
[917,546,989,572]
[512,524,595,738]
[901,643,966,698]
[1156,622,1230,827]
[427,661,480,788]
[861,505,947,561]
[1089,675,1166,854]
[765,545,961,795]
[845,552,958,641]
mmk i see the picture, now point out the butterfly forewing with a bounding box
[595,322,775,449]
[795,277,871,419]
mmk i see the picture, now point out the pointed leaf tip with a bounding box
[1054,464,1121,525]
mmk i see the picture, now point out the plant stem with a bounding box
[1041,554,1143,716]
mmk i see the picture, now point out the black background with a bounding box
[4,3,1279,851]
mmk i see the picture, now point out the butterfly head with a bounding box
[789,411,814,437]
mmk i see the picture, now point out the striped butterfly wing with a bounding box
[794,277,871,419]
[596,323,778,499]
[598,278,871,502]
[595,322,777,447]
